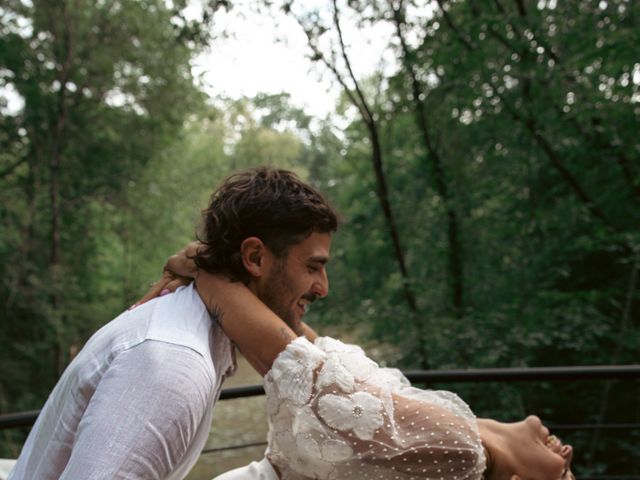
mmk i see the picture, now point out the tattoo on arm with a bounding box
[209,304,224,325]
[207,300,295,348]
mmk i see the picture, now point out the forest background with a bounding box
[1,0,639,478]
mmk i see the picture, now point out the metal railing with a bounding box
[3,364,638,430]
[2,364,639,430]
[2,365,639,479]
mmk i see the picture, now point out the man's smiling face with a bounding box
[256,232,331,332]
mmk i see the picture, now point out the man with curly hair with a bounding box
[8,167,340,480]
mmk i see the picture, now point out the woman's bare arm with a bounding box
[299,321,318,342]
[195,272,297,376]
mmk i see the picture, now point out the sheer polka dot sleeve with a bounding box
[264,337,486,480]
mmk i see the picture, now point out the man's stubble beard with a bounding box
[259,256,301,334]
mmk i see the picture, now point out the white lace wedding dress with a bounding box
[261,337,486,480]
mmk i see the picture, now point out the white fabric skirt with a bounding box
[212,457,278,480]
[0,459,16,480]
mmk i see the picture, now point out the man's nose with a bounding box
[312,270,329,298]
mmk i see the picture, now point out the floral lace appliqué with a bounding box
[272,428,352,479]
[318,391,384,440]
[267,338,326,406]
[317,356,356,393]
[267,337,487,480]
[314,337,364,355]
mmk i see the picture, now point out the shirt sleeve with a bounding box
[60,340,214,480]
[264,337,486,480]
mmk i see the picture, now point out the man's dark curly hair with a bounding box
[194,167,340,284]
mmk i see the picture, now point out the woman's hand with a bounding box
[130,241,203,309]
[164,241,202,279]
[131,270,192,309]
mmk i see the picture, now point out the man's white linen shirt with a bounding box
[9,284,236,480]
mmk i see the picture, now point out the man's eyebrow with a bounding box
[309,255,329,265]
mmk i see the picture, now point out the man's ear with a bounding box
[240,237,268,278]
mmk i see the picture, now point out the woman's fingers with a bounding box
[131,272,172,308]
[163,241,202,279]
[164,254,195,278]
[131,272,191,309]
[130,241,203,310]
[164,276,192,293]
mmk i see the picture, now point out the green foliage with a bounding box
[297,1,639,475]
[0,0,205,454]
[1,0,638,476]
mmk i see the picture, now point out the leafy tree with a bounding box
[286,1,639,475]
[0,0,207,455]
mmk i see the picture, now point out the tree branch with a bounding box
[0,157,27,179]
[289,3,421,330]
[298,24,367,121]
[331,0,374,126]
[493,88,615,229]
[390,0,465,318]
[435,0,475,52]
[514,0,527,16]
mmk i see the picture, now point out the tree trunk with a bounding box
[292,1,429,367]
[391,1,465,318]
[368,114,417,315]
[47,0,76,378]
